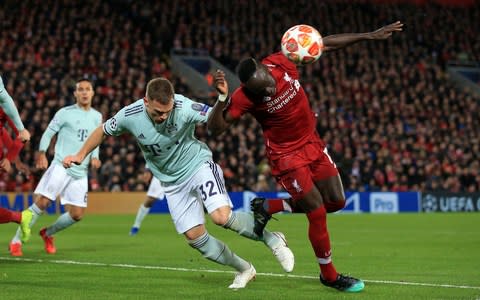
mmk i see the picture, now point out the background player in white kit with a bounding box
[9,79,102,256]
[129,168,165,236]
[64,77,294,289]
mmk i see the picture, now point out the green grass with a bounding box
[1,213,479,299]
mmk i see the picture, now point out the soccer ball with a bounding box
[281,24,323,65]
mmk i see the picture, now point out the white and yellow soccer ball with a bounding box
[281,24,323,65]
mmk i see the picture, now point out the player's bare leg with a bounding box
[314,174,347,213]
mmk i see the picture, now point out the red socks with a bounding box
[264,198,286,214]
[0,207,21,224]
[307,205,338,282]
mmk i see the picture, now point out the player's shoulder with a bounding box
[89,107,101,116]
[173,93,191,109]
[123,99,145,118]
[62,104,77,111]
[231,86,252,104]
[174,94,210,114]
[57,104,77,115]
[262,52,298,75]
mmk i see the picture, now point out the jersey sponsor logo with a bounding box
[77,129,89,142]
[264,72,300,113]
[137,133,146,139]
[140,139,180,156]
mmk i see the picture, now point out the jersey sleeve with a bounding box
[39,109,64,152]
[91,112,103,159]
[103,107,128,136]
[176,94,211,124]
[263,52,299,79]
[0,76,25,131]
[227,88,254,120]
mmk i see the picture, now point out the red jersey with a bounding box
[0,108,23,161]
[228,52,319,160]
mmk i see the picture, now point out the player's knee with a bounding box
[211,214,229,226]
[144,197,156,207]
[324,199,346,213]
[35,196,51,211]
[69,212,84,222]
[209,206,232,226]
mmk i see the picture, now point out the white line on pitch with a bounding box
[1,256,479,290]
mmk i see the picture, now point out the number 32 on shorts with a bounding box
[200,180,218,201]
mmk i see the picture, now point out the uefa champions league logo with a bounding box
[422,194,438,212]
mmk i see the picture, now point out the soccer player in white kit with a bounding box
[129,169,165,236]
[64,77,294,289]
[9,79,102,256]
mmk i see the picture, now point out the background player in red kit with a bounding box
[208,21,403,292]
[0,107,28,173]
[0,107,32,241]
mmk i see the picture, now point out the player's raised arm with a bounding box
[63,125,105,168]
[207,70,235,136]
[321,21,403,52]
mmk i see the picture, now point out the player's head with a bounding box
[144,77,175,124]
[237,58,276,97]
[74,79,94,108]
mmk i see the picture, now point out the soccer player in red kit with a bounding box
[208,21,403,292]
[0,107,27,173]
[0,207,31,240]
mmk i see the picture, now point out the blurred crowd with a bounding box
[0,0,479,193]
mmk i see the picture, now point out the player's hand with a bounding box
[90,158,102,169]
[63,154,83,168]
[18,129,31,143]
[35,152,49,170]
[369,21,403,40]
[0,158,12,173]
[214,70,229,97]
[142,170,153,184]
[13,158,30,175]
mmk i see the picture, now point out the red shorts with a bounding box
[270,137,338,201]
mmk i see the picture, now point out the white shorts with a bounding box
[34,163,88,207]
[147,177,165,200]
[162,161,232,234]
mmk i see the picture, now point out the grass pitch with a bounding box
[1,213,479,299]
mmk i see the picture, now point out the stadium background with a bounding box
[0,0,479,214]
[1,1,480,299]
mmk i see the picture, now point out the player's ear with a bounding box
[143,97,149,106]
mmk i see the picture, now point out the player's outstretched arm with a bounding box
[207,69,235,136]
[63,125,105,168]
[0,77,30,142]
[322,21,403,52]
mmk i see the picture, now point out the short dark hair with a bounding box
[146,78,174,104]
[75,79,93,89]
[237,58,257,83]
